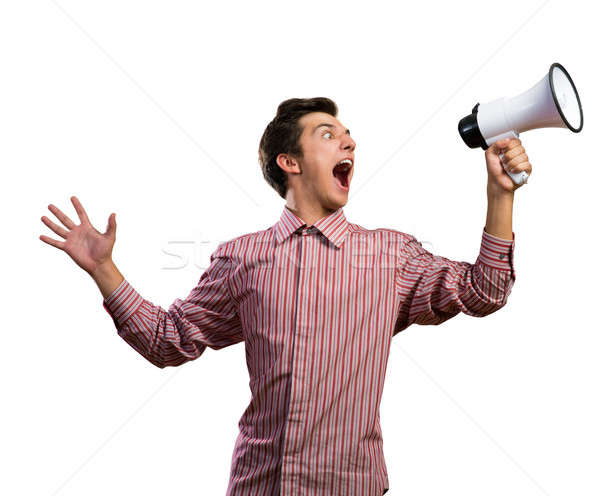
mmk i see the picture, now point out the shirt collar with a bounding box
[274,205,350,249]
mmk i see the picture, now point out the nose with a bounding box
[341,133,356,152]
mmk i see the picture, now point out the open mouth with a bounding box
[332,159,352,191]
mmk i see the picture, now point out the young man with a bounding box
[39,97,531,495]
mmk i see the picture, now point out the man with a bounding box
[39,97,531,495]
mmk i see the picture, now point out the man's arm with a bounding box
[91,259,125,299]
[101,243,244,368]
[393,227,515,335]
[393,138,530,334]
[485,188,514,241]
[39,197,242,368]
[484,136,532,240]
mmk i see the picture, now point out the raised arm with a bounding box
[393,228,515,334]
[101,246,244,368]
[40,196,243,368]
[393,138,527,335]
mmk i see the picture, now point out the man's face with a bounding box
[279,111,356,210]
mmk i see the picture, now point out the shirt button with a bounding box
[499,253,506,260]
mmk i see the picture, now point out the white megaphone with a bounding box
[458,62,583,186]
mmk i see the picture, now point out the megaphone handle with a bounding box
[489,130,529,186]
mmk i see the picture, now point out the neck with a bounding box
[285,193,337,226]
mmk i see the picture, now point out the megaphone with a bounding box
[458,62,583,186]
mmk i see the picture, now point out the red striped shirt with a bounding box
[103,206,516,495]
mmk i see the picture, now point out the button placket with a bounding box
[281,225,311,494]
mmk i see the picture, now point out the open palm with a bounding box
[39,196,117,276]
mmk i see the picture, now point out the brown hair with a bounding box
[258,97,338,199]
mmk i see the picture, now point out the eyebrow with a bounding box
[312,123,351,135]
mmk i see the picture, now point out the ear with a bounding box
[276,153,301,174]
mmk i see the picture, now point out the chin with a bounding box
[328,194,349,209]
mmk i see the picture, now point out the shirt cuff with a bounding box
[477,228,515,271]
[102,279,144,327]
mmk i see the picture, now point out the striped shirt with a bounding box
[102,205,516,495]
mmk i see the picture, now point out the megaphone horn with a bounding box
[458,62,583,186]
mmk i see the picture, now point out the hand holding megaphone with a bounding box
[485,137,531,193]
[459,62,583,186]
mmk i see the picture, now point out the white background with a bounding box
[2,0,598,494]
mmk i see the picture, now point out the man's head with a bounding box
[259,97,356,211]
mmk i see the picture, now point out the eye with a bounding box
[323,131,333,139]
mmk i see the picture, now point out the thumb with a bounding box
[105,212,117,237]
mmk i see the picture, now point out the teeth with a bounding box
[335,159,352,170]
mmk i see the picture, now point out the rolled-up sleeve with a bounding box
[393,228,515,334]
[102,244,243,368]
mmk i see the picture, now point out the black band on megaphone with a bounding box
[458,103,488,149]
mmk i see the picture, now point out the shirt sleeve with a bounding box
[102,243,244,368]
[393,228,516,335]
